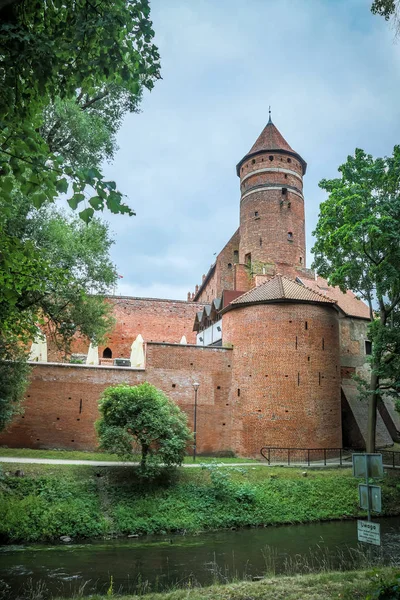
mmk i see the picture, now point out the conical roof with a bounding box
[222,275,336,314]
[248,117,295,154]
[236,116,307,175]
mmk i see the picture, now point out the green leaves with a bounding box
[79,207,95,223]
[97,383,192,477]
[312,145,400,410]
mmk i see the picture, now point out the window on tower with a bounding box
[269,155,274,161]
[252,159,256,164]
[233,250,239,262]
[254,211,259,216]
[287,232,293,241]
[282,187,287,195]
[103,347,112,359]
[245,253,251,267]
[287,158,292,163]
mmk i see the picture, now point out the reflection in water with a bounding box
[0,517,400,598]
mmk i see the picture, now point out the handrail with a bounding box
[260,446,400,468]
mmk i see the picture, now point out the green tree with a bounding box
[312,147,400,452]
[0,195,117,431]
[96,383,192,474]
[371,0,400,37]
[1,194,117,353]
[0,0,160,220]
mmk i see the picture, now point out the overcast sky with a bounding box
[100,0,400,301]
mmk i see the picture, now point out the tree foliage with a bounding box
[312,147,400,451]
[1,194,117,353]
[96,383,192,475]
[0,0,160,221]
[371,0,400,35]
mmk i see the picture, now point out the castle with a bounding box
[1,117,399,456]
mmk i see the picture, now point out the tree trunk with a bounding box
[141,443,149,469]
[366,370,379,452]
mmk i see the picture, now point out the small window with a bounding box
[299,256,302,264]
[103,347,112,358]
[237,388,241,397]
[259,237,262,247]
[287,158,291,163]
[287,231,293,240]
[284,173,288,179]
[282,187,287,195]
[365,340,372,355]
[255,211,259,216]
[233,250,239,262]
[252,159,255,165]
[228,263,232,269]
[305,321,308,330]
[245,253,251,266]
[269,155,274,161]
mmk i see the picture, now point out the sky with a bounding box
[99,0,400,301]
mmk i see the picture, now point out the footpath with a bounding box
[0,456,351,467]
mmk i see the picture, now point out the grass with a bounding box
[1,461,400,544]
[0,447,259,463]
[41,568,398,600]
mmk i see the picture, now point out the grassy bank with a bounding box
[43,569,399,600]
[1,462,400,543]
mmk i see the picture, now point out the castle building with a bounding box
[1,117,398,456]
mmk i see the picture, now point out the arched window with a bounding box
[103,347,112,358]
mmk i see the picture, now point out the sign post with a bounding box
[352,453,383,546]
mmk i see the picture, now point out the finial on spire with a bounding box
[268,105,272,124]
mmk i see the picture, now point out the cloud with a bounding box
[99,0,400,299]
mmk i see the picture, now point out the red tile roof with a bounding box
[302,275,370,319]
[248,120,295,154]
[224,274,336,311]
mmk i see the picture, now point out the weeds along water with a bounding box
[1,540,400,600]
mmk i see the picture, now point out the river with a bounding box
[1,517,400,598]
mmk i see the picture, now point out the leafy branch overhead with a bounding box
[0,0,161,220]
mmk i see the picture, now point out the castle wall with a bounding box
[195,229,240,303]
[70,297,202,360]
[222,303,342,457]
[0,344,233,455]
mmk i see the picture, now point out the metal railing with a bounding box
[378,449,400,469]
[260,447,348,466]
[260,446,400,469]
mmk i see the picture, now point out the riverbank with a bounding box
[43,568,400,600]
[1,462,400,543]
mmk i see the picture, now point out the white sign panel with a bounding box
[357,520,381,546]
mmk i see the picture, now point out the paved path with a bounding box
[0,457,263,467]
[0,456,352,468]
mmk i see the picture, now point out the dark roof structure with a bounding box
[236,117,307,176]
[222,274,337,314]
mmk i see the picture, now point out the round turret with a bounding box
[236,115,307,272]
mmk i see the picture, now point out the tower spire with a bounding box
[268,105,272,123]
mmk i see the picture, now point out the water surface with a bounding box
[1,517,400,597]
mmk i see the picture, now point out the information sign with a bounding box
[358,484,382,512]
[357,520,381,546]
[352,453,383,478]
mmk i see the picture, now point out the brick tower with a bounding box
[236,112,307,273]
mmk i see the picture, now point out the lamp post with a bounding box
[192,382,200,462]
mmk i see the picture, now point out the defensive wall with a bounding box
[67,297,202,362]
[0,343,233,455]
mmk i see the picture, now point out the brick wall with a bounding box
[0,344,233,455]
[222,302,342,456]
[71,297,202,360]
[195,230,240,303]
[239,150,306,269]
